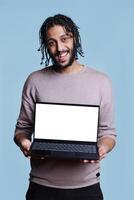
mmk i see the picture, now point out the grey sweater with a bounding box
[15,65,116,188]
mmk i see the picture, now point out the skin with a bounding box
[14,25,116,162]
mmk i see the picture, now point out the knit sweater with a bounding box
[14,65,116,188]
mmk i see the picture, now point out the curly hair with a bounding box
[38,14,84,65]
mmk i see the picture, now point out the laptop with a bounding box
[29,102,100,160]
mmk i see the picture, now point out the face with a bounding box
[46,25,76,69]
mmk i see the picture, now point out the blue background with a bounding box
[0,0,133,199]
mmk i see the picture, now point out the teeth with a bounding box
[59,52,68,57]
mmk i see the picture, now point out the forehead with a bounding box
[46,25,70,39]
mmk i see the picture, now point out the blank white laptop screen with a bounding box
[34,103,99,142]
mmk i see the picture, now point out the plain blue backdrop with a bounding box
[0,0,134,199]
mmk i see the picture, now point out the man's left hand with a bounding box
[81,137,116,164]
[81,144,108,164]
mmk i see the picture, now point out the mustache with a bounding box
[54,50,69,57]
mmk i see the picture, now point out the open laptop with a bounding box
[29,102,100,160]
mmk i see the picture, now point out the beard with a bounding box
[49,46,76,71]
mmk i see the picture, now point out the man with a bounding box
[14,14,116,200]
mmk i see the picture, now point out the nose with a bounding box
[56,41,63,52]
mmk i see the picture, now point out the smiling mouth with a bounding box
[56,51,69,62]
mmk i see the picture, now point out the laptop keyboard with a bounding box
[32,142,97,154]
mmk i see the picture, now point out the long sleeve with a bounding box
[14,76,37,138]
[98,75,116,140]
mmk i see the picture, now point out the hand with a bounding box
[20,138,31,158]
[81,136,116,164]
[80,144,109,164]
[98,144,109,160]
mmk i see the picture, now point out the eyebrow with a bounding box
[47,33,73,42]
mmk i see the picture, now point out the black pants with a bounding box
[26,182,103,200]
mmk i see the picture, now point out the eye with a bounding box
[61,37,67,42]
[47,40,56,47]
[61,35,72,43]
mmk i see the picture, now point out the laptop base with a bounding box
[29,139,99,160]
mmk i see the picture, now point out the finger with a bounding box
[80,159,89,163]
[20,145,29,153]
[80,159,90,163]
[83,159,90,163]
[99,148,106,157]
[99,150,107,160]
[23,151,29,157]
[80,159,99,164]
[21,140,31,151]
[90,160,99,163]
[99,154,107,160]
[25,154,31,159]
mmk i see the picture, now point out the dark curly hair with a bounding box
[38,14,84,65]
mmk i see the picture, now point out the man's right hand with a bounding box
[20,138,31,157]
[14,133,32,158]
